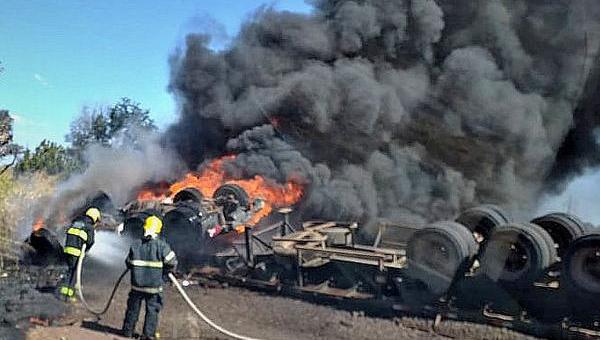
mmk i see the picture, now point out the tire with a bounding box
[531,213,588,258]
[27,228,63,265]
[213,184,250,220]
[213,184,250,208]
[163,204,204,265]
[121,211,153,240]
[406,221,477,295]
[562,233,600,295]
[173,188,204,204]
[455,205,511,241]
[87,191,114,212]
[439,220,478,256]
[479,223,557,286]
[72,192,114,221]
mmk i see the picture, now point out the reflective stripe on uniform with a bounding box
[130,260,163,268]
[164,251,175,262]
[67,227,88,241]
[59,286,75,297]
[64,246,82,257]
[131,285,163,294]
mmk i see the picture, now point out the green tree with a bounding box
[0,67,24,175]
[16,140,77,176]
[108,97,155,135]
[66,97,156,152]
[0,111,15,157]
[66,106,110,149]
[0,111,21,175]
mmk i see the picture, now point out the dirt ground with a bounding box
[25,274,539,340]
[16,241,540,340]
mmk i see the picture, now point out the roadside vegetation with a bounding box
[0,64,156,242]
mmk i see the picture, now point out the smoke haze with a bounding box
[25,1,600,236]
[39,132,184,227]
[87,230,130,267]
[164,0,600,231]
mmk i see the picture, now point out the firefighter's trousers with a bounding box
[122,290,163,338]
[57,255,78,300]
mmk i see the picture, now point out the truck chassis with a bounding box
[187,212,600,339]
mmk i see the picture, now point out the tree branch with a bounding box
[0,153,18,176]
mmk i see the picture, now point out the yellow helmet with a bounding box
[85,208,101,224]
[143,215,163,237]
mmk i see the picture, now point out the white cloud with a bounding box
[33,73,49,86]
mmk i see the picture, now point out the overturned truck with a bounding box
[165,203,600,339]
[120,183,265,268]
[116,182,600,338]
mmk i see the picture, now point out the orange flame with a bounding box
[168,156,236,199]
[136,182,171,202]
[136,155,304,227]
[227,177,303,227]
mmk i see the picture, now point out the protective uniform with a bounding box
[58,207,100,300]
[122,215,177,339]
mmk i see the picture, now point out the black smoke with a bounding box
[548,51,600,191]
[166,0,600,231]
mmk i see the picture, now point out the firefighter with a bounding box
[122,215,177,340]
[58,207,100,301]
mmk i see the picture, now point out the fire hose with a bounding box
[168,273,265,340]
[75,244,266,340]
[75,243,129,317]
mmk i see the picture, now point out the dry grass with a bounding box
[0,171,58,269]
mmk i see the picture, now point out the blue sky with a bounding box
[0,0,312,149]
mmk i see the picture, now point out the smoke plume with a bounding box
[39,133,184,226]
[166,0,600,230]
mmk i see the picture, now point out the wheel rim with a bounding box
[570,247,600,293]
[424,240,451,274]
[409,232,461,279]
[504,241,529,273]
[482,233,534,283]
[213,184,250,219]
[532,213,586,257]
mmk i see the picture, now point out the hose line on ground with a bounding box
[75,243,129,317]
[168,273,265,340]
[75,243,265,340]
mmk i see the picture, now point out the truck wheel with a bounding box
[479,223,556,286]
[562,233,600,295]
[173,188,204,204]
[531,213,588,258]
[121,212,151,240]
[213,184,250,208]
[406,221,477,295]
[121,210,163,240]
[455,205,511,242]
[214,184,250,220]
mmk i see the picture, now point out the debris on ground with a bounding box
[0,267,69,340]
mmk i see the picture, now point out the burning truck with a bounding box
[114,156,304,268]
[22,155,303,268]
[20,154,600,339]
[54,156,598,339]
[116,186,600,338]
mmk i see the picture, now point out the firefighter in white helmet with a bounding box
[122,215,177,339]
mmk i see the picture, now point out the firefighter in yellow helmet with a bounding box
[122,215,177,339]
[58,207,101,301]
